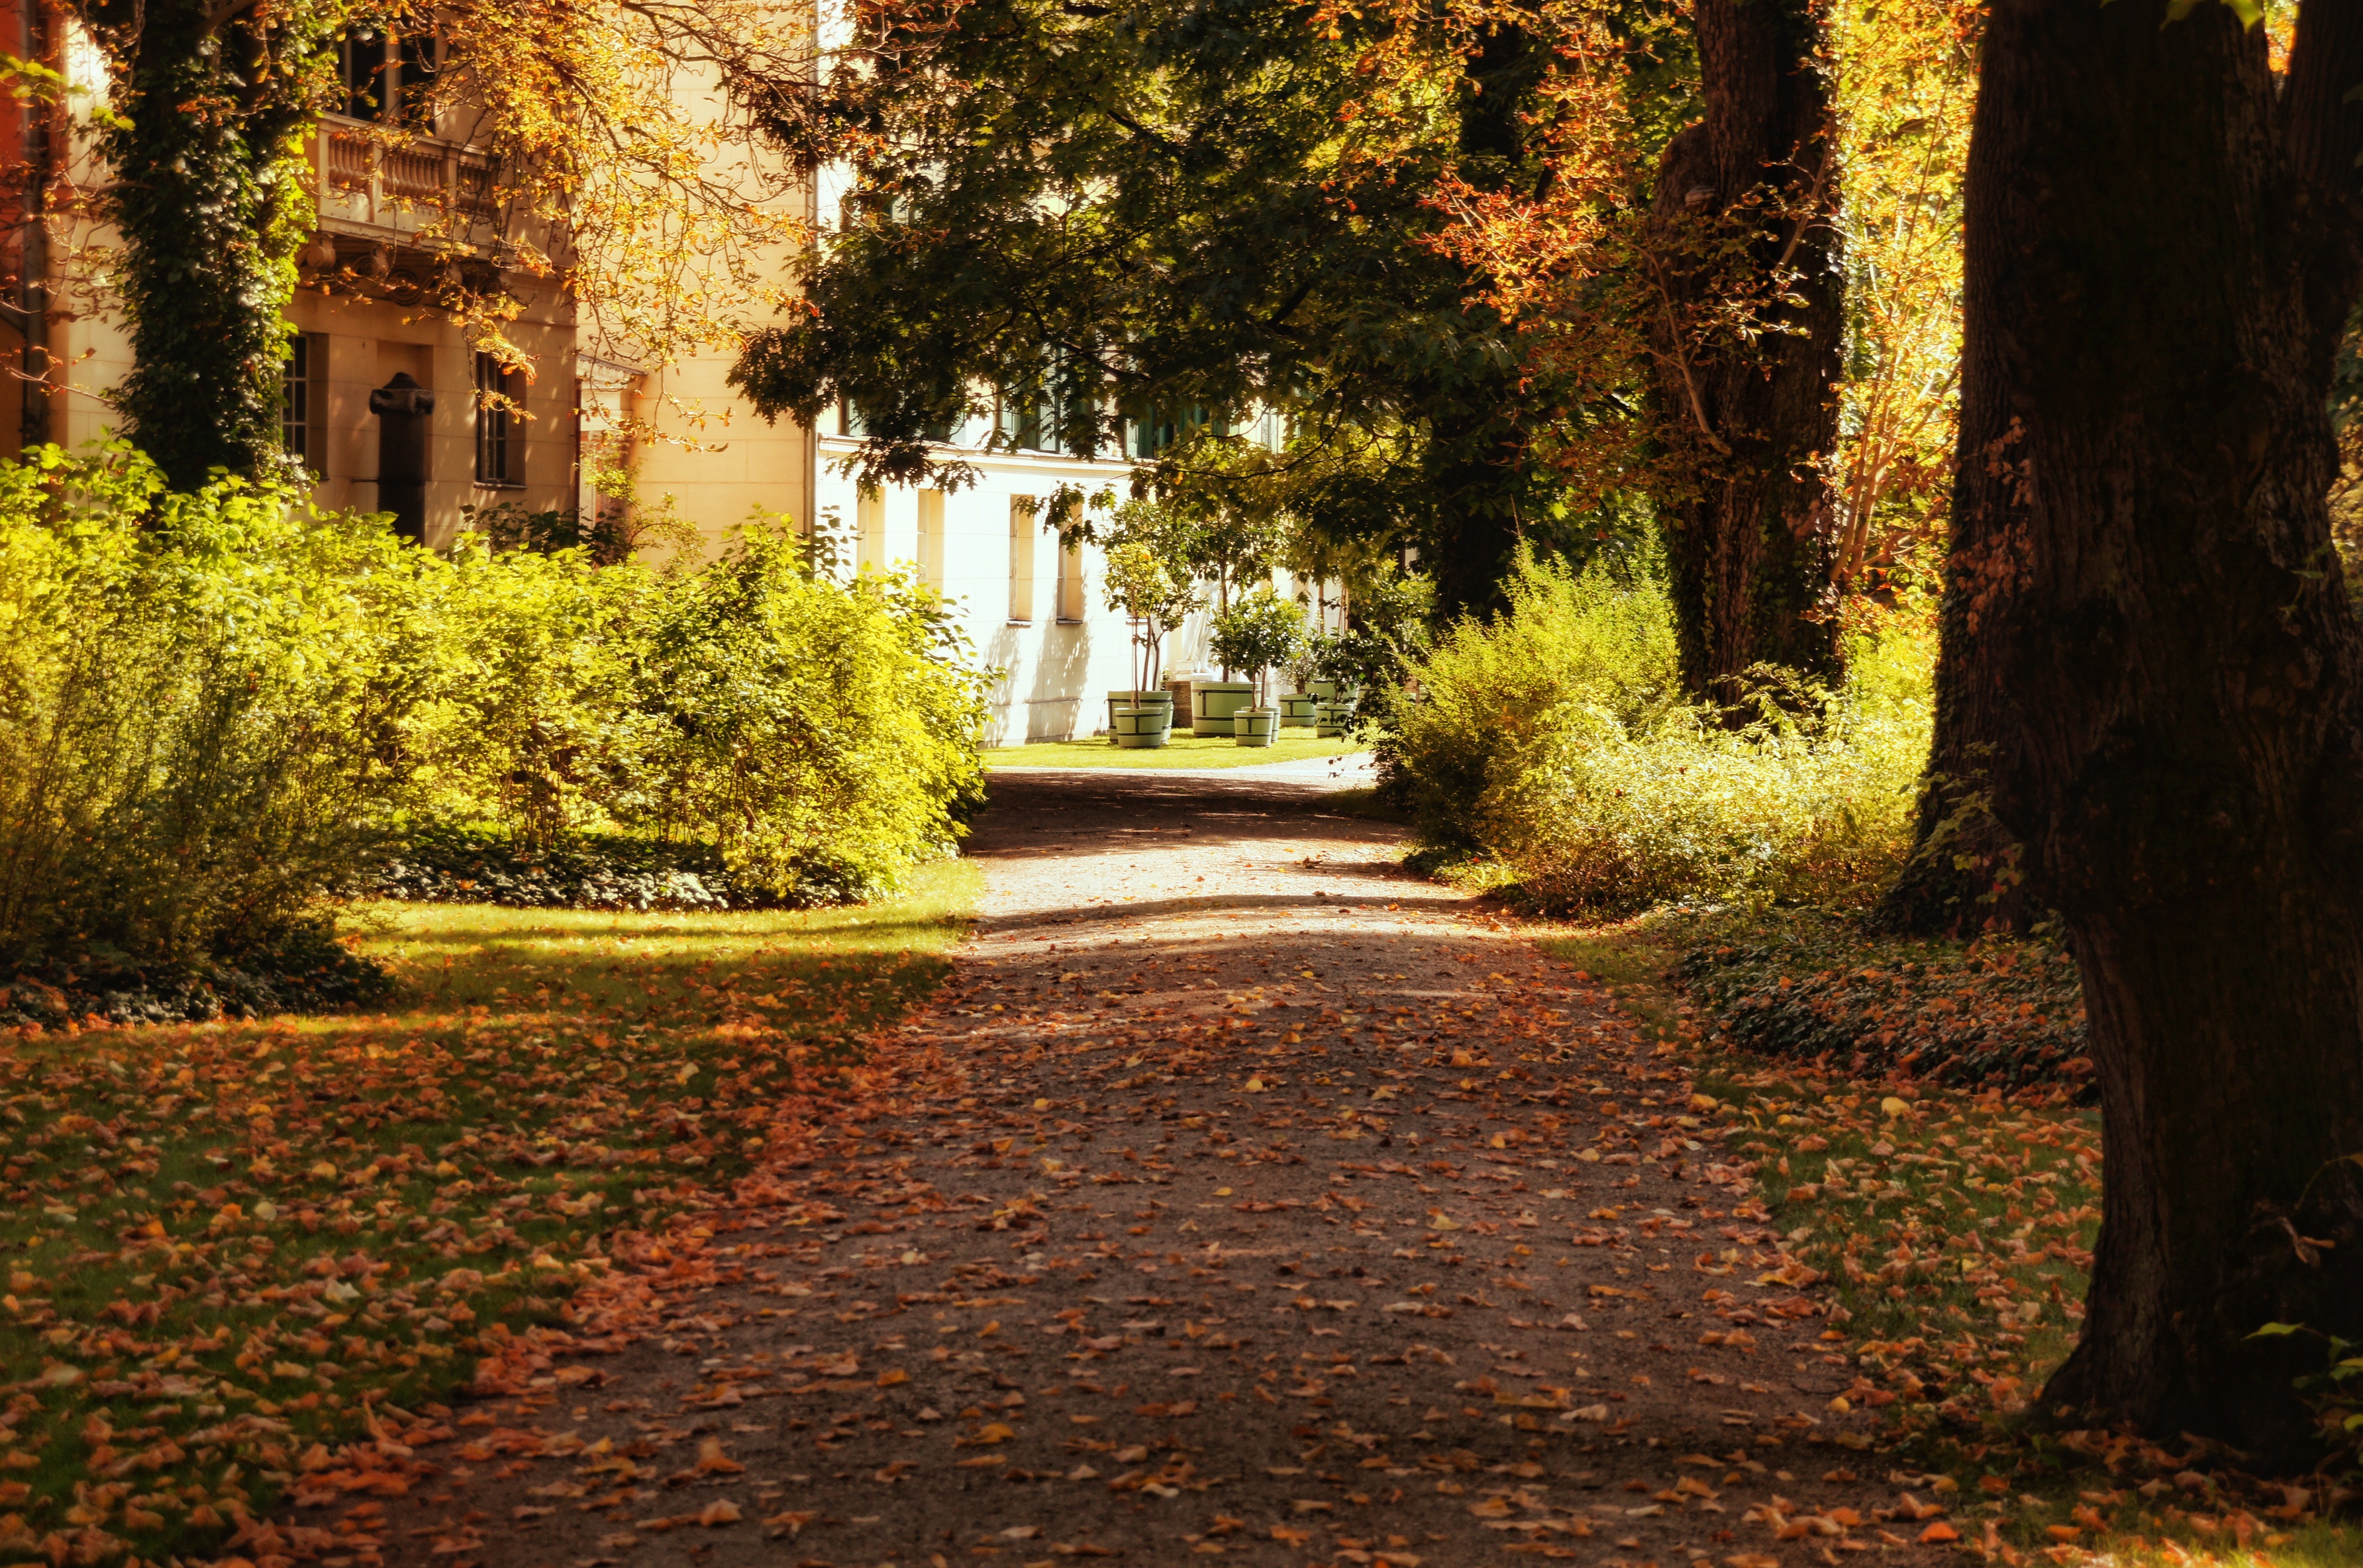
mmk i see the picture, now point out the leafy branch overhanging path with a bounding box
[327,765,1933,1568]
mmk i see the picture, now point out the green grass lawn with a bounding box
[985,729,1370,769]
[0,859,978,1563]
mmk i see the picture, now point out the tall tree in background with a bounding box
[1640,0,1843,704]
[1423,0,1878,702]
[1948,0,2363,1453]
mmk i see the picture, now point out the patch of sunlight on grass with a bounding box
[353,855,982,1020]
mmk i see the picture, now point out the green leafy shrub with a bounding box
[395,538,660,852]
[0,446,413,971]
[629,526,988,903]
[1381,550,1682,848]
[1387,550,1931,912]
[0,446,988,981]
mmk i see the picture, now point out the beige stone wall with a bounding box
[628,344,815,565]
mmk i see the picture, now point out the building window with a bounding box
[474,352,525,487]
[917,489,945,591]
[341,25,436,128]
[282,334,320,471]
[1056,538,1084,622]
[998,356,1095,456]
[1008,497,1035,623]
[1123,400,1211,460]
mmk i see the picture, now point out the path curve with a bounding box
[349,768,1893,1568]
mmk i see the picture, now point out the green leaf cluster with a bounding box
[1380,549,1933,911]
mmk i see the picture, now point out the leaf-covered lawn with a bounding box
[1542,914,2363,1568]
[0,860,978,1565]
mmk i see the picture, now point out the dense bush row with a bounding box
[1381,552,1931,914]
[0,444,987,985]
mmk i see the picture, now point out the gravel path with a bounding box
[336,768,1919,1568]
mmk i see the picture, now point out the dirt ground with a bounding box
[328,762,1945,1568]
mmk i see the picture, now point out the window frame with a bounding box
[474,352,526,489]
[281,334,323,474]
[1055,536,1085,624]
[1008,497,1036,624]
[340,24,438,129]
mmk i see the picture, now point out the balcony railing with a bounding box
[315,113,501,237]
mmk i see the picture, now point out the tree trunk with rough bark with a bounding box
[1954,0,2363,1459]
[1644,0,1844,707]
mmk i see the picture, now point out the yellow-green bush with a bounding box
[0,445,987,975]
[0,447,410,968]
[632,526,989,902]
[1387,552,1931,912]
[1381,551,1683,846]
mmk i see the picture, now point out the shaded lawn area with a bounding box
[0,859,979,1565]
[1537,912,2363,1568]
[984,730,1368,769]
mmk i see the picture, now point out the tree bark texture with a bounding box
[1645,0,1844,706]
[1954,0,2363,1457]
[1872,756,2036,936]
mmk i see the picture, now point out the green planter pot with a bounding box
[1107,689,1174,738]
[1315,698,1359,738]
[1305,679,1338,702]
[1234,707,1280,748]
[1278,693,1319,728]
[1189,681,1255,736]
[1111,703,1173,749]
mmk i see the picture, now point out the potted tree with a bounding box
[1281,627,1334,728]
[1100,537,1201,748]
[1311,633,1364,736]
[1172,489,1283,734]
[1209,586,1309,748]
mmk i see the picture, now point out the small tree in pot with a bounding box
[1210,586,1309,744]
[1281,626,1334,725]
[1103,538,1203,703]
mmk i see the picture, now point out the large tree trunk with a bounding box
[1954,0,2363,1459]
[1423,406,1529,622]
[1871,724,2036,936]
[1644,0,1844,707]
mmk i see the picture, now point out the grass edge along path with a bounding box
[1529,911,2363,1568]
[0,859,980,1568]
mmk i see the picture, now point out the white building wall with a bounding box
[815,431,1193,744]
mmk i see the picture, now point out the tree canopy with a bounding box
[729,0,1678,618]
